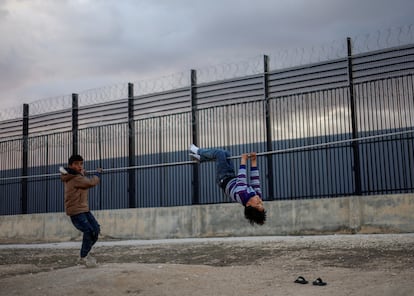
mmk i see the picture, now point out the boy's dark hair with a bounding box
[244,206,266,225]
[68,154,84,165]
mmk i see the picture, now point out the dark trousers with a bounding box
[197,148,236,185]
[70,212,100,258]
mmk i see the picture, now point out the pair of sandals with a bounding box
[294,276,327,286]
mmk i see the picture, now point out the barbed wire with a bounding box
[352,24,413,54]
[0,24,412,122]
[131,71,190,96]
[29,94,73,115]
[268,39,348,71]
[78,83,129,107]
[0,94,73,121]
[269,24,413,70]
[196,55,264,84]
[0,105,22,121]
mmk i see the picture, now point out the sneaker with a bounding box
[189,153,201,161]
[189,144,199,154]
[78,255,98,268]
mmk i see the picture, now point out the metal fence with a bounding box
[1,39,414,215]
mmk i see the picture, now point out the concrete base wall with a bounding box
[1,194,413,243]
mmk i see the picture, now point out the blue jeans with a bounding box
[70,212,100,258]
[198,148,236,184]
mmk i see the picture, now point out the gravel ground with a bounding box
[1,234,414,296]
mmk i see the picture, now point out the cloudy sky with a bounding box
[0,0,413,109]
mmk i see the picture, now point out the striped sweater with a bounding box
[224,164,262,206]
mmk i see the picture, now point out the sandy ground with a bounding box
[1,234,414,296]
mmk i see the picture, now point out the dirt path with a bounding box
[1,234,413,296]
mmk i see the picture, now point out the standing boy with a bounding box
[189,145,266,225]
[60,154,103,267]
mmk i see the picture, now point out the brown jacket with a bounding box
[61,171,100,216]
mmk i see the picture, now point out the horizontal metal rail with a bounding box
[228,129,414,159]
[1,129,413,182]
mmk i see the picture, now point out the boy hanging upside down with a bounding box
[190,144,266,225]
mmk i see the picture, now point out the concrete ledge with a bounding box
[1,194,413,243]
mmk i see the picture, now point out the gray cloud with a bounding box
[0,0,413,108]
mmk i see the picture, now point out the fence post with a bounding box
[21,103,29,214]
[72,94,79,155]
[263,55,275,200]
[128,83,136,208]
[190,69,199,204]
[347,37,362,195]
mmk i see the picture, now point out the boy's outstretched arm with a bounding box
[75,168,103,189]
[249,152,257,167]
[241,153,248,165]
[248,152,262,197]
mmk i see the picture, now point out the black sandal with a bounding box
[312,277,327,286]
[294,276,309,284]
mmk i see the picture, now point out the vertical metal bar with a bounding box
[300,93,313,197]
[98,127,103,209]
[263,55,275,200]
[128,83,136,208]
[391,78,399,190]
[190,69,199,204]
[21,103,29,214]
[377,80,385,191]
[293,95,298,198]
[362,81,368,193]
[45,135,49,212]
[370,81,377,192]
[408,75,414,188]
[72,94,79,155]
[347,37,362,195]
[158,117,162,207]
[399,76,409,190]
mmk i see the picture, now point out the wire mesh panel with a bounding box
[78,123,129,211]
[135,117,162,207]
[27,135,50,214]
[134,112,192,207]
[24,132,72,214]
[157,113,192,207]
[269,87,354,199]
[355,75,414,193]
[0,138,22,215]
